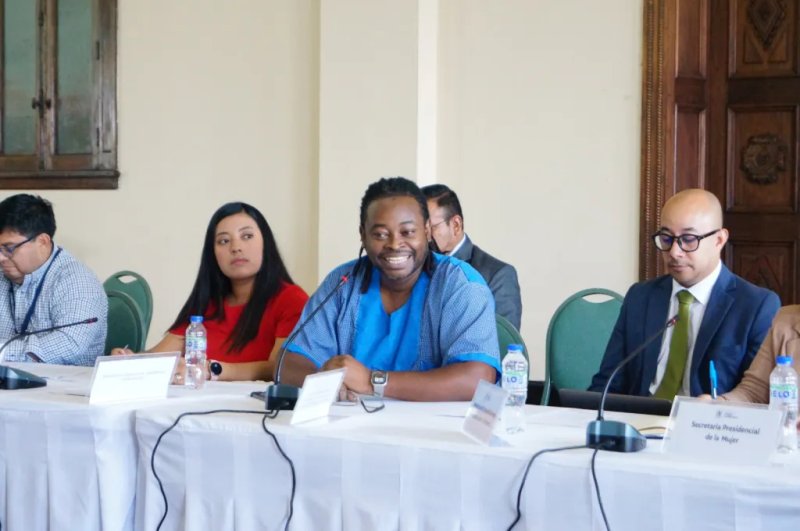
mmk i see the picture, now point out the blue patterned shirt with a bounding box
[0,245,108,365]
[286,253,500,374]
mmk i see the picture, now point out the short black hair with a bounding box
[420,184,463,220]
[170,202,295,353]
[357,177,435,292]
[0,194,57,238]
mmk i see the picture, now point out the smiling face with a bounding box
[361,195,431,291]
[213,212,264,283]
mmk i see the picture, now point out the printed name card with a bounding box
[662,396,783,465]
[291,368,346,425]
[89,353,179,405]
[462,379,508,445]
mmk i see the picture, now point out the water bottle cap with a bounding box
[777,356,793,366]
[507,344,523,352]
[190,315,204,324]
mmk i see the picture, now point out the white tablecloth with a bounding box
[134,398,800,531]
[0,363,270,531]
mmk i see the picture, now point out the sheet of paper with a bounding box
[88,352,179,405]
[462,379,508,445]
[291,368,346,425]
[663,396,783,465]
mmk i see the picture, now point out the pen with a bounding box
[709,360,718,399]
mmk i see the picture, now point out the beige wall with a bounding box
[437,0,642,378]
[3,0,641,380]
[28,0,321,345]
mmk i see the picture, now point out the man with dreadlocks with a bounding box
[281,177,500,401]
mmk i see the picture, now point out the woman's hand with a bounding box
[110,347,134,356]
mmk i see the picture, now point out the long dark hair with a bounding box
[358,177,437,293]
[170,202,295,353]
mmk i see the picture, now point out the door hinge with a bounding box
[96,41,100,60]
[38,10,44,27]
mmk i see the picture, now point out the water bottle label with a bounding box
[771,384,798,401]
[186,337,207,352]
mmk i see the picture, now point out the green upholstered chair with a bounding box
[497,313,529,378]
[542,288,623,405]
[104,289,146,353]
[103,270,153,339]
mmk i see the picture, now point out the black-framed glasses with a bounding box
[0,235,35,258]
[652,229,720,253]
[430,217,452,230]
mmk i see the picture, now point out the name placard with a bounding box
[462,379,508,445]
[291,368,346,425]
[662,396,783,465]
[88,352,179,405]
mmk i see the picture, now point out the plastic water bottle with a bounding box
[501,344,528,433]
[769,356,798,452]
[184,315,207,389]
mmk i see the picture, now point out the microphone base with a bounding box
[265,383,300,411]
[586,420,646,453]
[0,365,47,390]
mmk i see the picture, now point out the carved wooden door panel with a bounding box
[640,0,799,304]
[711,0,799,305]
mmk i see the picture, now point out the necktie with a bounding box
[654,290,694,399]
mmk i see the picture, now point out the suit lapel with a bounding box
[690,265,735,375]
[453,235,474,262]
[640,276,672,394]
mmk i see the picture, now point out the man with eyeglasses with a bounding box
[0,194,107,365]
[421,184,522,330]
[589,189,779,398]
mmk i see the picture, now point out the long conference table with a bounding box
[0,363,799,531]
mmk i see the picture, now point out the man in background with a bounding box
[589,189,779,398]
[0,194,107,365]
[421,184,522,330]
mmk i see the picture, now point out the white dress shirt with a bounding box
[447,234,467,256]
[649,261,722,396]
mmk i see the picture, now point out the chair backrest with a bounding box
[104,288,146,353]
[496,313,529,379]
[103,270,153,338]
[543,288,623,405]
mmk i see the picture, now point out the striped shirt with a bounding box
[0,245,108,366]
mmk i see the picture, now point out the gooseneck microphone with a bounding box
[586,314,678,452]
[265,274,352,411]
[0,317,99,390]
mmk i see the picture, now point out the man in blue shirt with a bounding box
[0,194,107,365]
[282,177,500,401]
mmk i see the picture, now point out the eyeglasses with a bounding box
[652,229,720,253]
[430,217,451,230]
[0,235,34,258]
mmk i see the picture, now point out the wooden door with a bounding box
[641,0,800,304]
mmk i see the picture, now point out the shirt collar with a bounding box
[447,234,467,256]
[670,260,721,306]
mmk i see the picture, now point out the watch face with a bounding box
[210,361,223,376]
[372,370,387,385]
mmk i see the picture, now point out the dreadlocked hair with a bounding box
[357,177,436,293]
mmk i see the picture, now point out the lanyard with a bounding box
[9,247,63,335]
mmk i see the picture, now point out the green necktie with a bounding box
[654,290,694,399]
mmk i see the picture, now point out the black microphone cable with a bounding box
[505,444,587,531]
[151,409,295,531]
[506,441,617,531]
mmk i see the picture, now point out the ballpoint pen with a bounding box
[709,360,718,399]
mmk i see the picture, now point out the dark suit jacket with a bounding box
[588,265,780,396]
[453,235,522,329]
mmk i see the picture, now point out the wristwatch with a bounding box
[209,360,223,381]
[371,370,388,397]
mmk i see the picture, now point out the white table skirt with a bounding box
[134,398,800,531]
[0,364,270,531]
